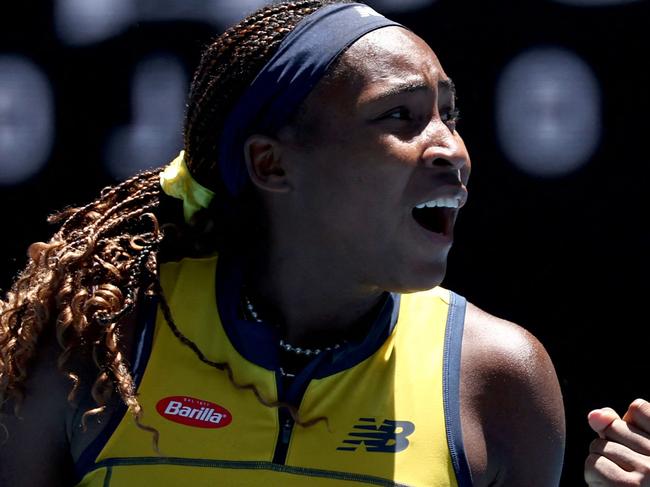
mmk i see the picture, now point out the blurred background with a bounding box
[0,0,648,484]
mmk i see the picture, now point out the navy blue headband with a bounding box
[217,2,403,195]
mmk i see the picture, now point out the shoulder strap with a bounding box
[443,292,473,487]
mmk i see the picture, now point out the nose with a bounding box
[421,121,470,176]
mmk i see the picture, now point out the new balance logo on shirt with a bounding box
[337,418,416,453]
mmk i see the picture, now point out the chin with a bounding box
[385,259,448,294]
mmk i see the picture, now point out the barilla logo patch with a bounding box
[156,396,232,429]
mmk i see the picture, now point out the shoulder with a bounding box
[462,302,557,386]
[459,301,565,487]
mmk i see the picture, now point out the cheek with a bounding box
[290,136,413,223]
[299,174,399,239]
[328,167,405,213]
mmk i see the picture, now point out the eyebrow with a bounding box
[439,78,457,98]
[370,77,457,103]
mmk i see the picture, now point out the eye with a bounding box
[382,107,412,121]
[441,107,461,131]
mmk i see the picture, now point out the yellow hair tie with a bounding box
[159,150,215,223]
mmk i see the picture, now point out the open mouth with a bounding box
[412,206,453,235]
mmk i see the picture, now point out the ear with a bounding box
[243,134,291,193]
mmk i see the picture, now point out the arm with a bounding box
[0,304,142,487]
[585,399,650,486]
[0,334,77,487]
[461,303,566,487]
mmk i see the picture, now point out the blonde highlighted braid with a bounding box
[0,0,349,449]
[0,170,163,439]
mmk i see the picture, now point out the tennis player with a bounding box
[0,1,565,485]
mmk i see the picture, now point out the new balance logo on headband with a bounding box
[353,6,383,18]
[337,418,415,453]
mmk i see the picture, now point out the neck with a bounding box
[246,246,384,348]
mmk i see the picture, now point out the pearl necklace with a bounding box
[243,293,344,357]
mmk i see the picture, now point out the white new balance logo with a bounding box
[354,6,382,18]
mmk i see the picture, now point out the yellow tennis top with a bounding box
[75,255,472,487]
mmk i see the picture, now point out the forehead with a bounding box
[288,27,450,138]
[301,27,448,115]
[342,26,445,84]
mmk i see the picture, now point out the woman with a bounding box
[0,1,565,485]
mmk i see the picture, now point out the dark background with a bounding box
[1,0,648,485]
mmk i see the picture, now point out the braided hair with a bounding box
[0,0,351,446]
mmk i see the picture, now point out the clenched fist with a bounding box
[585,399,650,486]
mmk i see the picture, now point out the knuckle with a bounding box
[640,402,650,418]
[631,399,650,418]
[585,453,599,470]
[640,443,650,456]
[585,453,605,473]
[590,438,607,453]
[638,462,650,477]
[584,457,600,483]
[627,473,645,487]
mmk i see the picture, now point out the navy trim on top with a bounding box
[311,293,398,379]
[73,295,158,482]
[215,253,400,405]
[442,292,473,487]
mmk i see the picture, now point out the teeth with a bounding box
[415,197,460,209]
